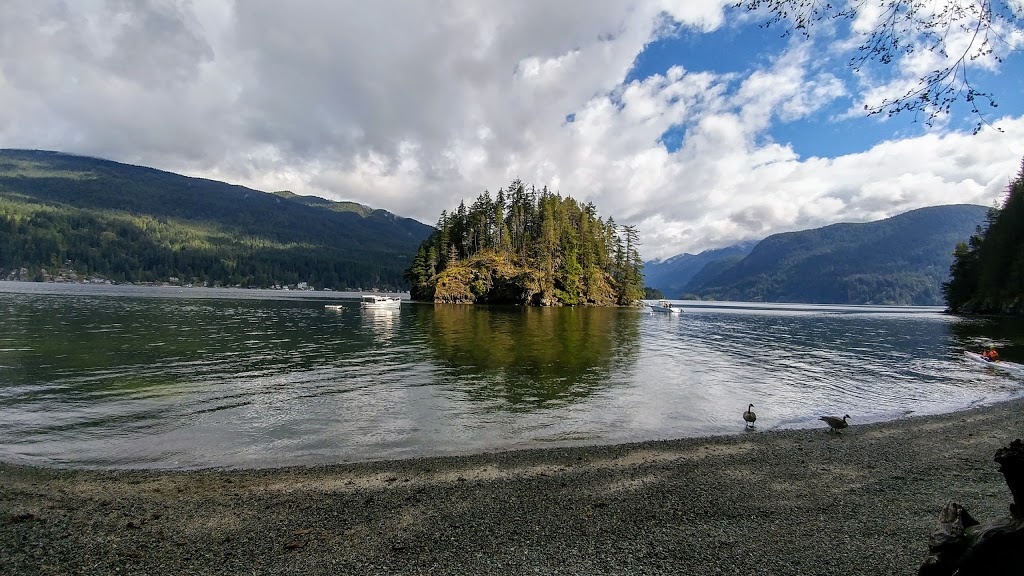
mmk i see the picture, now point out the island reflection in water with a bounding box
[1,283,1022,469]
[414,304,641,411]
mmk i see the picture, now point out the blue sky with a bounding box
[1,1,1022,260]
[627,10,1024,158]
[627,25,872,157]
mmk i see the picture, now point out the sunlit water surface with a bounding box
[1,281,1022,469]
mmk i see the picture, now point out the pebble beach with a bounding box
[3,398,1023,575]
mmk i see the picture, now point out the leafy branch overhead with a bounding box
[740,0,1022,132]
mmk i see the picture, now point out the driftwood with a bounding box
[919,439,1024,575]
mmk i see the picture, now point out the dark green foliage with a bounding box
[0,149,433,289]
[689,204,990,305]
[945,160,1024,315]
[405,180,644,306]
[644,287,664,299]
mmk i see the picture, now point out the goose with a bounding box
[742,403,756,428]
[820,414,850,433]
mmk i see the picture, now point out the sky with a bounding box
[1,1,1023,261]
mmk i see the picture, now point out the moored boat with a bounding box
[649,300,683,314]
[360,295,402,309]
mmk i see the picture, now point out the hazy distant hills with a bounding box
[0,149,433,289]
[643,242,756,299]
[645,204,990,306]
[0,149,990,302]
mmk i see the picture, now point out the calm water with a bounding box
[1,281,1022,470]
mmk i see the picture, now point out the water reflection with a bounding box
[2,284,1023,470]
[949,315,1024,362]
[361,307,399,342]
[628,305,1023,435]
[416,305,641,410]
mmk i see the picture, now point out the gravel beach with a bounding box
[3,399,1023,575]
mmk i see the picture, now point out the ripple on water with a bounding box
[1,288,1023,468]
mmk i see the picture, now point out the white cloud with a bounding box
[0,0,1021,262]
[659,0,734,32]
[836,0,1024,121]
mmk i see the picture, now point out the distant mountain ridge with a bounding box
[643,241,756,298]
[667,204,989,306]
[0,149,433,289]
[271,190,376,218]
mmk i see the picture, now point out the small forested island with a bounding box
[404,180,644,306]
[944,160,1024,316]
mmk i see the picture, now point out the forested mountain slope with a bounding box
[643,242,756,298]
[687,204,990,305]
[0,149,432,289]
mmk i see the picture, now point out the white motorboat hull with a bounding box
[360,295,402,309]
[649,300,683,314]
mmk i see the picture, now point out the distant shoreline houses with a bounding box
[1,264,111,285]
[0,266,359,291]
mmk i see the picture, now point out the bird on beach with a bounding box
[820,414,850,433]
[743,403,756,428]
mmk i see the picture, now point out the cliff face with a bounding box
[424,251,619,306]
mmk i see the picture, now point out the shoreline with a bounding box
[3,398,1023,575]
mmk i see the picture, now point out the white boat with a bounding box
[964,351,1024,375]
[324,304,345,311]
[360,295,402,309]
[649,300,683,314]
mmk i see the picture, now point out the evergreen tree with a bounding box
[405,180,645,306]
[944,158,1024,315]
[618,225,645,305]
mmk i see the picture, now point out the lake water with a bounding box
[1,281,1022,470]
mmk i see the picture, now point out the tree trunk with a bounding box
[919,439,1024,575]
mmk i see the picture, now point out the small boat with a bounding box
[649,300,683,314]
[964,351,1024,375]
[360,295,402,309]
[324,304,345,311]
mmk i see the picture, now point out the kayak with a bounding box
[964,351,1024,375]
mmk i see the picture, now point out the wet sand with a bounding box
[3,398,1023,575]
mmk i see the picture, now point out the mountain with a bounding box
[686,204,989,305]
[0,149,433,289]
[271,190,375,217]
[643,241,756,298]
